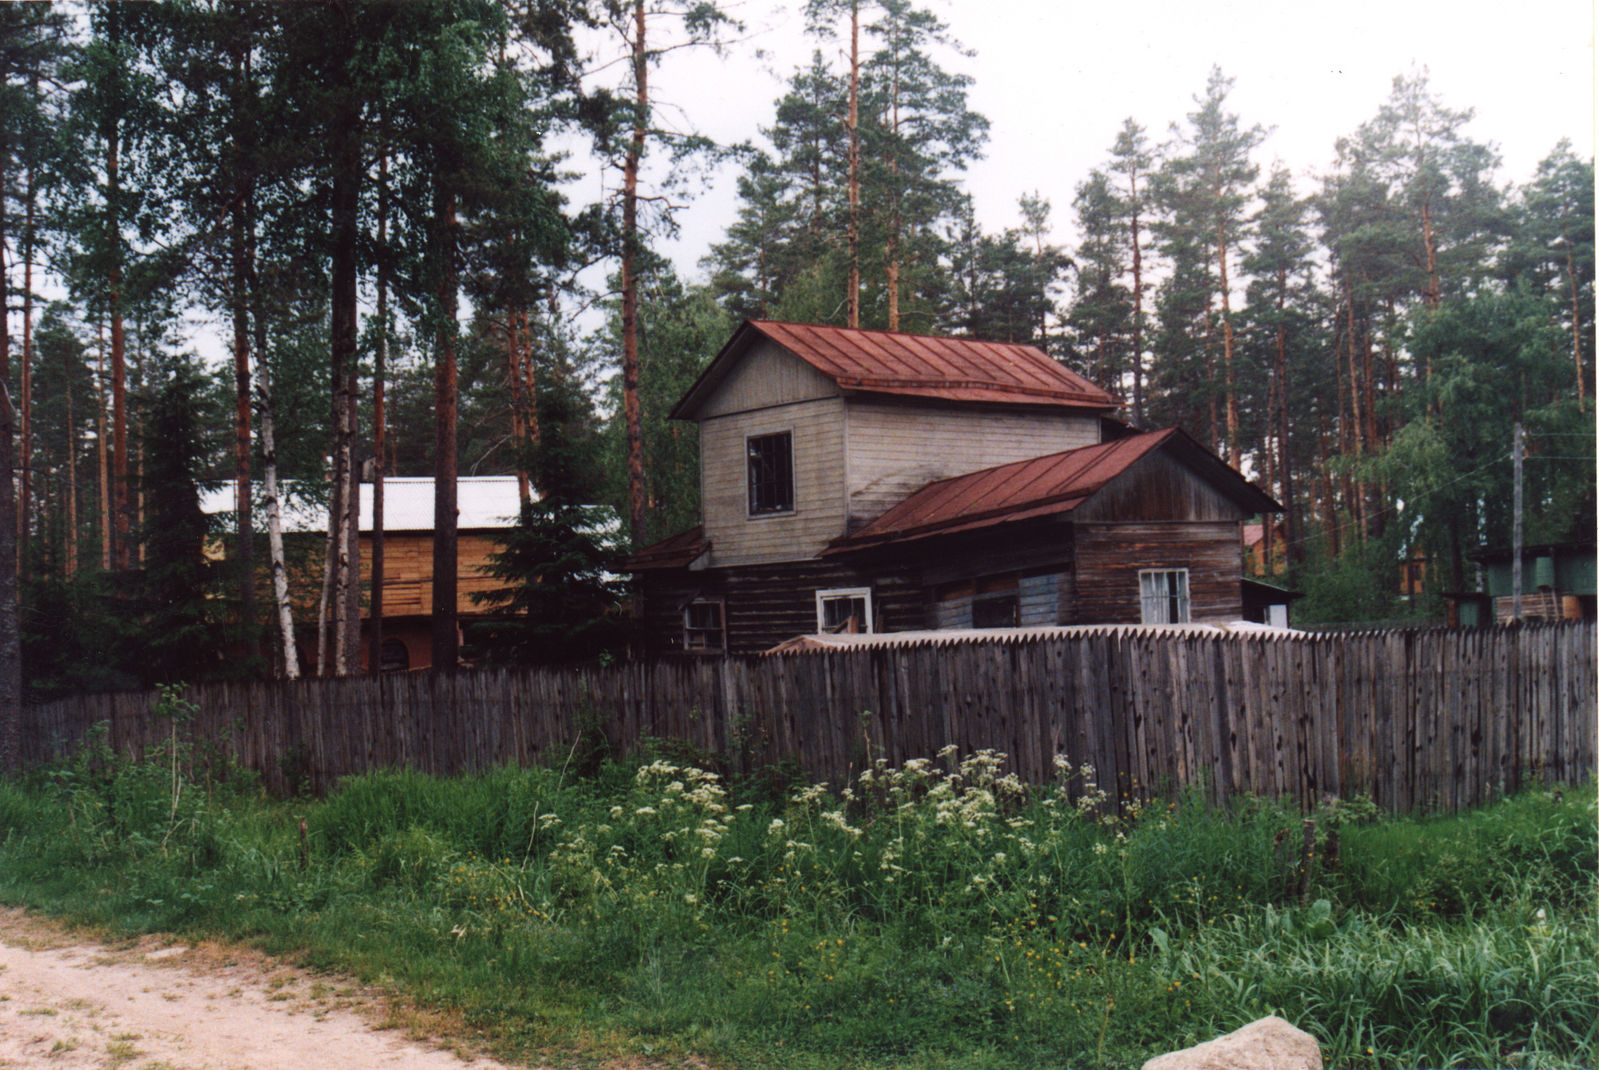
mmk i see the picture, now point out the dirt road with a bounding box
[0,908,519,1070]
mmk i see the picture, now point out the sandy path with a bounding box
[0,908,523,1070]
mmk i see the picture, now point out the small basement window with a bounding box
[683,599,726,653]
[1139,569,1190,624]
[379,637,411,672]
[747,431,795,515]
[972,594,1020,629]
[816,587,872,634]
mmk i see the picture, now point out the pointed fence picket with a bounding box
[18,621,1594,813]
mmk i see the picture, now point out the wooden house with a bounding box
[1443,542,1597,626]
[1242,520,1289,576]
[629,321,1281,655]
[204,476,524,670]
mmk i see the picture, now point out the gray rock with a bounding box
[1141,1015,1323,1070]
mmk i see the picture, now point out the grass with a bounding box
[0,728,1593,1070]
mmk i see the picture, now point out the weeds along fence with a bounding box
[19,621,1595,812]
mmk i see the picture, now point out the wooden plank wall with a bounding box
[19,622,1594,814]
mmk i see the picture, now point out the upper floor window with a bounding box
[747,431,794,515]
[816,587,872,633]
[1139,569,1190,624]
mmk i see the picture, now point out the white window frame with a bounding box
[815,587,873,634]
[1138,569,1191,624]
[682,598,726,654]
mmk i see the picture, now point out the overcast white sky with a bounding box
[580,0,1594,280]
[124,0,1599,363]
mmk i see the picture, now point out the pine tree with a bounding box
[139,355,224,685]
[1504,142,1594,408]
[1107,119,1154,425]
[470,362,624,666]
[601,0,739,554]
[1242,165,1317,566]
[1157,67,1265,467]
[858,0,987,330]
[1067,170,1132,395]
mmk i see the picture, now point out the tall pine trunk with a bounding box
[1217,222,1239,470]
[230,39,257,661]
[845,0,860,328]
[621,0,647,551]
[1564,246,1584,409]
[0,383,17,772]
[431,179,460,672]
[107,129,130,572]
[0,150,20,771]
[19,167,34,570]
[63,334,78,576]
[507,307,531,507]
[884,53,901,330]
[1273,268,1296,565]
[1128,180,1145,427]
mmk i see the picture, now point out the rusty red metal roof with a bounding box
[626,525,710,570]
[673,321,1119,418]
[826,431,1178,553]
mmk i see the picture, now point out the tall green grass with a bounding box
[1,733,1593,1069]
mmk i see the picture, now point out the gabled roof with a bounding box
[825,428,1280,554]
[200,476,525,533]
[627,525,711,570]
[671,320,1120,419]
[1471,542,1596,564]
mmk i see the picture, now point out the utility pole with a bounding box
[1511,422,1523,622]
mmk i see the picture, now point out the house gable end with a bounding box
[693,336,841,419]
[1071,448,1253,523]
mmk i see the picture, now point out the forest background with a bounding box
[0,0,1592,712]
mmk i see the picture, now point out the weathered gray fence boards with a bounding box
[19,622,1595,813]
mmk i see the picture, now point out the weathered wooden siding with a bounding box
[23,624,1594,816]
[932,572,1064,628]
[845,400,1101,528]
[693,338,840,419]
[361,531,505,616]
[1072,450,1249,523]
[1073,522,1243,623]
[700,396,847,565]
[641,560,924,655]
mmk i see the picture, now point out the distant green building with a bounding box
[1446,542,1597,626]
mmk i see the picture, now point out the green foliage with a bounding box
[466,498,628,665]
[20,567,140,701]
[1290,540,1412,626]
[598,261,730,548]
[2,743,1592,1070]
[139,355,230,685]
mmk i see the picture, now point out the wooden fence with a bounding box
[19,621,1595,813]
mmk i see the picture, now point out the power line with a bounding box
[1270,453,1509,556]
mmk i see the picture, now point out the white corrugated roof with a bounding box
[766,621,1303,654]
[201,476,526,533]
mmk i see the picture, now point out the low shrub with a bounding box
[1,742,1592,1070]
